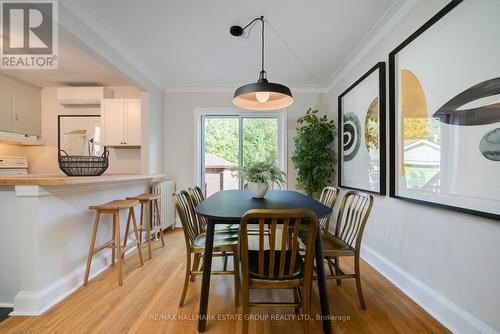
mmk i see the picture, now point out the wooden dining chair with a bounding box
[173,190,240,307]
[239,209,319,334]
[321,190,373,309]
[189,186,240,272]
[318,186,340,232]
[298,186,339,252]
[188,186,239,232]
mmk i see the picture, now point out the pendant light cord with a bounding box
[241,16,265,73]
[260,16,264,73]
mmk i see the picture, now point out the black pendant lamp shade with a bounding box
[231,17,293,110]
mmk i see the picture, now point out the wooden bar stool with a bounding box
[84,199,144,287]
[124,193,165,260]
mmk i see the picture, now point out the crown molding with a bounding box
[325,0,418,92]
[164,85,328,94]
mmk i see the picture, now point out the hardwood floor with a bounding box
[0,229,450,334]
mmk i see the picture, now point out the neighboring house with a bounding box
[403,139,441,190]
[204,153,238,195]
[403,139,441,167]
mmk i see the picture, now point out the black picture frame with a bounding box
[58,115,101,156]
[388,0,500,221]
[338,62,386,195]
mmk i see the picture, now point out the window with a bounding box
[196,109,286,196]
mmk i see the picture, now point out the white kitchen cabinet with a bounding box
[124,99,141,146]
[13,89,42,135]
[101,99,141,146]
[0,74,41,136]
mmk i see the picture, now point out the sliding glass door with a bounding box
[200,112,284,196]
[202,116,240,196]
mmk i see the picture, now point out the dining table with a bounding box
[195,189,333,334]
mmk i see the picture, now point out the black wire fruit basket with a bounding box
[58,149,109,176]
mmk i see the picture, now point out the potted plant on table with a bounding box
[236,158,286,198]
[291,108,337,198]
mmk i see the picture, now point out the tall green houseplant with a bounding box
[291,108,337,198]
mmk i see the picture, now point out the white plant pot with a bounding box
[248,181,269,198]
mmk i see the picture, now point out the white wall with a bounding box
[325,1,500,333]
[163,91,325,191]
[24,87,142,175]
[0,143,25,158]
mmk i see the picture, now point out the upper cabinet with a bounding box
[0,74,41,136]
[101,99,141,147]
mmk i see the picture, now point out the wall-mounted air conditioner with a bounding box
[57,87,113,105]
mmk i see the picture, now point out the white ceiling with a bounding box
[3,0,408,90]
[1,30,132,88]
[72,0,402,90]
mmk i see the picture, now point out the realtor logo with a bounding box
[1,0,58,69]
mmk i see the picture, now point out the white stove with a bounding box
[0,156,29,175]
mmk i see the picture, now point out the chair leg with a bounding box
[138,202,144,244]
[233,249,240,306]
[84,211,100,286]
[302,282,312,334]
[191,253,201,282]
[111,214,116,266]
[122,208,132,259]
[199,257,204,272]
[130,207,144,266]
[145,202,152,260]
[335,256,342,286]
[155,200,165,247]
[242,278,249,334]
[293,287,300,315]
[354,255,366,309]
[114,212,123,286]
[179,251,192,307]
[326,257,335,276]
[223,251,228,271]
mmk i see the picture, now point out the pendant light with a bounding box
[231,16,293,111]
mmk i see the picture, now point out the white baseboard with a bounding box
[361,245,498,334]
[0,303,14,308]
[10,248,135,317]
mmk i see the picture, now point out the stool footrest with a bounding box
[123,241,140,252]
[137,227,163,234]
[93,240,114,253]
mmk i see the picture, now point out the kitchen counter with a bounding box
[0,173,174,316]
[0,173,166,186]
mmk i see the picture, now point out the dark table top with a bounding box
[195,189,332,221]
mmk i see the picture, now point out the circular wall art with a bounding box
[343,112,361,161]
[479,128,500,161]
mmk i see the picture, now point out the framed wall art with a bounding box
[58,115,103,156]
[389,0,500,220]
[338,62,386,195]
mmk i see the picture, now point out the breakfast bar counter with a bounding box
[0,174,171,316]
[0,173,166,186]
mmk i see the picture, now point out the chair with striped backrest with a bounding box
[318,186,340,232]
[298,186,339,253]
[321,190,373,309]
[239,209,318,334]
[173,190,240,307]
[188,186,239,232]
